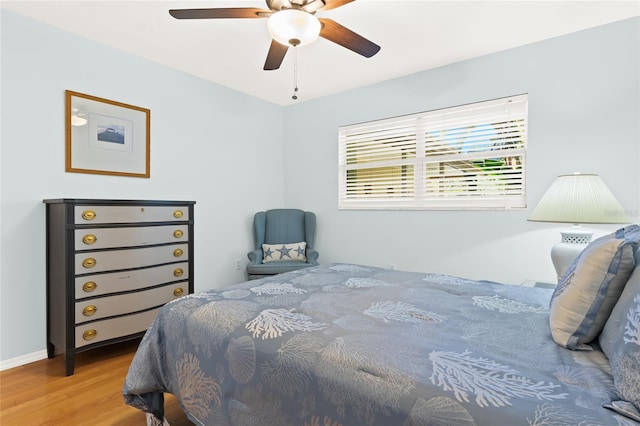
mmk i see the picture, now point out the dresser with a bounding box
[43,198,195,375]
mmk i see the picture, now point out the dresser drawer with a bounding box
[75,308,162,348]
[75,205,190,224]
[75,225,188,250]
[76,243,188,273]
[75,262,189,299]
[76,282,187,324]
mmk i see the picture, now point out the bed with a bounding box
[123,254,640,425]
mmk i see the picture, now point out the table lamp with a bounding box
[528,172,630,281]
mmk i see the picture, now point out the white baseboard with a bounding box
[0,350,48,371]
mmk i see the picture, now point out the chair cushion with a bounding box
[549,226,639,350]
[262,242,307,263]
[247,260,314,276]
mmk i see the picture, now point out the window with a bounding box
[338,94,528,210]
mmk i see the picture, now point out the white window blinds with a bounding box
[338,94,528,210]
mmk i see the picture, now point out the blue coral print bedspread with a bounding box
[123,264,635,425]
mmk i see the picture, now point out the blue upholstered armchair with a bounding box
[247,209,319,280]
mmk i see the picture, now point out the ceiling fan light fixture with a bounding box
[267,9,321,47]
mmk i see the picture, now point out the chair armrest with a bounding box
[247,249,263,265]
[306,249,319,265]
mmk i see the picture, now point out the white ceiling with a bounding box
[3,0,639,106]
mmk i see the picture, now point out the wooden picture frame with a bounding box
[65,90,150,178]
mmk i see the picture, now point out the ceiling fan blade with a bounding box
[321,0,355,11]
[264,40,289,70]
[169,8,269,19]
[319,18,380,58]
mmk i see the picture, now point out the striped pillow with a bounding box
[549,226,639,350]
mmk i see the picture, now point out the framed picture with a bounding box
[65,90,150,178]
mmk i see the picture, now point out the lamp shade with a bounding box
[267,9,321,47]
[528,173,630,224]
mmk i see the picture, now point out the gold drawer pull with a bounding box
[82,305,97,316]
[81,210,96,220]
[82,234,97,245]
[173,268,184,277]
[173,248,184,257]
[82,281,97,292]
[83,329,97,340]
[173,229,184,238]
[82,258,96,268]
[173,287,184,297]
[173,210,184,218]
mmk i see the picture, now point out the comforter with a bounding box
[123,263,634,425]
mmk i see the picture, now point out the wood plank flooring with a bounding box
[0,339,193,426]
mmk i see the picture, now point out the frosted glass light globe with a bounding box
[268,9,321,47]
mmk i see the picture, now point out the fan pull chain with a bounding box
[292,47,299,100]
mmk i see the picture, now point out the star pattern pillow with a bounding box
[262,242,306,263]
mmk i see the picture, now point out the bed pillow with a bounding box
[549,226,639,350]
[599,261,640,421]
[262,242,306,263]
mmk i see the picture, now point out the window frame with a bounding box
[338,94,528,210]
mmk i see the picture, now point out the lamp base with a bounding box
[550,226,593,282]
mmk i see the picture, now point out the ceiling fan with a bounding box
[169,0,381,71]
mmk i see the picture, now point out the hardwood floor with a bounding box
[0,339,193,426]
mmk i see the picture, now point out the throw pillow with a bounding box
[600,260,640,421]
[549,226,639,350]
[262,241,306,263]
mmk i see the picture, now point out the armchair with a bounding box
[247,209,319,280]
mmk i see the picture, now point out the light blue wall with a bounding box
[283,17,640,284]
[0,10,286,361]
[1,11,638,364]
